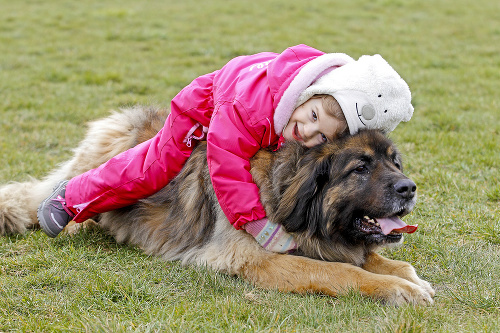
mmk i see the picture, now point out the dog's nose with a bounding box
[394,179,417,199]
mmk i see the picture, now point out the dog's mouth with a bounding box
[356,215,418,236]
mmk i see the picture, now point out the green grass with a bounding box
[1,0,499,331]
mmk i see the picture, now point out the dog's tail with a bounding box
[0,106,169,235]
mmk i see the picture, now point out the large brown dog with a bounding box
[0,106,434,305]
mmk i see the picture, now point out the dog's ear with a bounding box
[275,154,331,236]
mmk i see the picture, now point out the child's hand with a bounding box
[243,218,297,253]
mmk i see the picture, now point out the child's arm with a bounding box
[206,105,297,253]
[206,101,266,229]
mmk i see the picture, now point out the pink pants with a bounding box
[65,113,202,223]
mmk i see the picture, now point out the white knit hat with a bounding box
[295,54,414,134]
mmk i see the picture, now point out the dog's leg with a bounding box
[239,252,434,306]
[362,252,435,298]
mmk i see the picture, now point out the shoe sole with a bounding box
[37,181,68,238]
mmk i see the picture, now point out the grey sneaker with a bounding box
[37,181,75,237]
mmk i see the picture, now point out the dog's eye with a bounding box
[354,165,367,173]
[394,160,402,170]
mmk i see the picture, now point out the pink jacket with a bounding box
[66,44,354,228]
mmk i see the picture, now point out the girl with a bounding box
[38,44,414,253]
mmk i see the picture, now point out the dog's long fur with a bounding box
[0,106,434,305]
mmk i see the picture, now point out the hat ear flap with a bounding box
[276,155,331,236]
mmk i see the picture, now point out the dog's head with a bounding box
[272,130,417,265]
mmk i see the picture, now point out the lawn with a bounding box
[0,0,499,331]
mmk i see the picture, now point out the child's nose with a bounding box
[304,123,318,140]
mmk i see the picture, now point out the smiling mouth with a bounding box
[292,124,302,141]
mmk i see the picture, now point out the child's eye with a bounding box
[321,133,327,142]
[312,111,318,121]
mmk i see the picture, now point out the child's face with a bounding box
[282,98,347,148]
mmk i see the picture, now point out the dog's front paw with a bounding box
[373,278,434,306]
[395,265,435,298]
[410,277,435,298]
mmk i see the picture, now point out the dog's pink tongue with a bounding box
[377,216,418,235]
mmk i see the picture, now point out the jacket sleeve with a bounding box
[206,100,268,229]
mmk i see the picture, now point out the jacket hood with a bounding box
[268,45,355,135]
